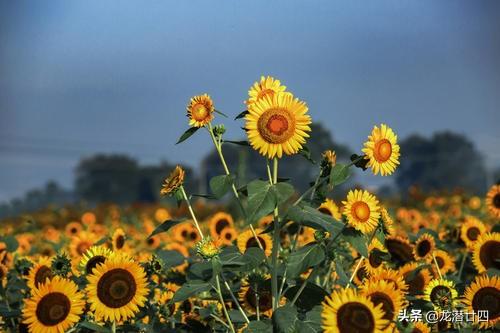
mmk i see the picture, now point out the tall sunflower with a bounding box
[463,275,500,329]
[23,276,84,333]
[362,124,400,176]
[245,92,311,159]
[318,198,342,221]
[472,232,500,273]
[342,189,381,234]
[486,184,500,218]
[186,94,214,128]
[246,76,287,106]
[86,253,149,322]
[423,278,458,311]
[322,288,388,333]
[160,166,185,196]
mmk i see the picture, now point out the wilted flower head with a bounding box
[322,150,337,168]
[160,166,185,196]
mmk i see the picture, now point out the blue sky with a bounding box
[1,0,499,202]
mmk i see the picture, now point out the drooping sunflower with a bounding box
[160,165,185,196]
[486,184,500,218]
[360,280,405,331]
[423,278,458,311]
[112,228,126,251]
[342,189,381,234]
[318,198,342,221]
[237,228,272,257]
[27,257,54,290]
[86,253,149,322]
[460,216,487,250]
[399,263,432,296]
[385,236,415,267]
[23,276,84,333]
[362,123,400,176]
[472,232,500,273]
[79,246,113,275]
[246,76,287,106]
[208,212,234,239]
[413,233,435,262]
[245,92,311,159]
[463,275,500,329]
[365,239,388,274]
[322,288,388,333]
[432,249,455,276]
[379,207,396,236]
[186,94,215,128]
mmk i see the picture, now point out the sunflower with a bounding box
[237,228,272,257]
[172,223,200,244]
[112,228,126,251]
[369,268,409,293]
[69,231,95,259]
[365,239,388,274]
[195,237,221,259]
[145,235,161,250]
[219,227,237,246]
[160,165,185,196]
[164,242,189,258]
[360,280,405,330]
[385,236,415,267]
[246,76,287,106]
[318,199,342,221]
[379,207,396,236]
[463,275,500,329]
[342,190,381,234]
[460,216,486,250]
[486,184,500,218]
[186,94,214,128]
[239,279,277,317]
[400,263,432,296]
[423,278,458,311]
[27,257,53,290]
[245,92,311,159]
[362,124,400,176]
[23,276,84,333]
[208,212,234,239]
[468,196,482,210]
[154,207,171,223]
[410,322,431,333]
[472,232,500,273]
[432,250,455,276]
[322,288,388,333]
[413,233,435,262]
[86,253,149,322]
[79,246,113,275]
[81,211,97,225]
[65,221,83,237]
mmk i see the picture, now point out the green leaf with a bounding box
[148,219,187,238]
[298,145,315,164]
[286,205,344,236]
[223,140,250,146]
[219,246,246,267]
[176,127,200,144]
[285,283,328,312]
[155,250,186,269]
[172,280,212,303]
[78,322,111,333]
[286,244,325,278]
[295,306,323,332]
[273,304,298,333]
[215,109,228,117]
[228,309,248,323]
[0,236,18,252]
[209,175,234,198]
[235,110,249,120]
[246,180,294,223]
[244,320,273,333]
[240,247,266,271]
[329,164,351,186]
[335,261,350,287]
[341,227,368,258]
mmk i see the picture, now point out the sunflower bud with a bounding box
[322,150,337,167]
[196,237,221,260]
[51,252,72,277]
[213,124,226,137]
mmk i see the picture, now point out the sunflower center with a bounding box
[416,240,431,258]
[430,286,453,308]
[406,271,425,295]
[472,287,500,319]
[36,292,71,326]
[318,207,333,216]
[257,109,295,144]
[246,237,266,251]
[115,235,125,249]
[370,292,395,323]
[368,252,383,269]
[352,202,370,222]
[34,266,53,288]
[97,268,137,308]
[337,302,375,333]
[436,256,444,268]
[215,219,230,234]
[494,194,500,208]
[479,240,500,271]
[386,239,414,266]
[466,227,480,241]
[224,232,233,240]
[86,256,106,275]
[192,104,209,121]
[374,139,392,162]
[245,287,272,312]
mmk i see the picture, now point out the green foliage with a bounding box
[286,244,325,278]
[148,219,187,238]
[172,280,212,303]
[176,127,200,144]
[246,180,294,223]
[209,174,234,198]
[286,204,344,236]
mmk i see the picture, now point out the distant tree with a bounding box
[200,123,352,193]
[395,132,487,194]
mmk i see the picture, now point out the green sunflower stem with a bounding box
[433,252,443,279]
[270,157,281,311]
[214,275,236,333]
[111,321,116,333]
[179,185,205,239]
[221,276,250,324]
[457,252,467,280]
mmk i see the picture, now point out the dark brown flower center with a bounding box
[494,193,500,208]
[368,252,383,269]
[466,227,480,241]
[471,287,500,320]
[430,286,453,308]
[479,240,500,271]
[436,256,445,269]
[337,302,375,333]
[215,219,230,234]
[86,256,106,275]
[36,292,70,326]
[115,235,125,249]
[97,268,137,308]
[34,266,53,288]
[405,271,426,295]
[318,207,332,216]
[386,239,414,266]
[369,292,394,324]
[245,286,272,312]
[246,237,266,251]
[416,239,431,258]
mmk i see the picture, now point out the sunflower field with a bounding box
[0,77,499,333]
